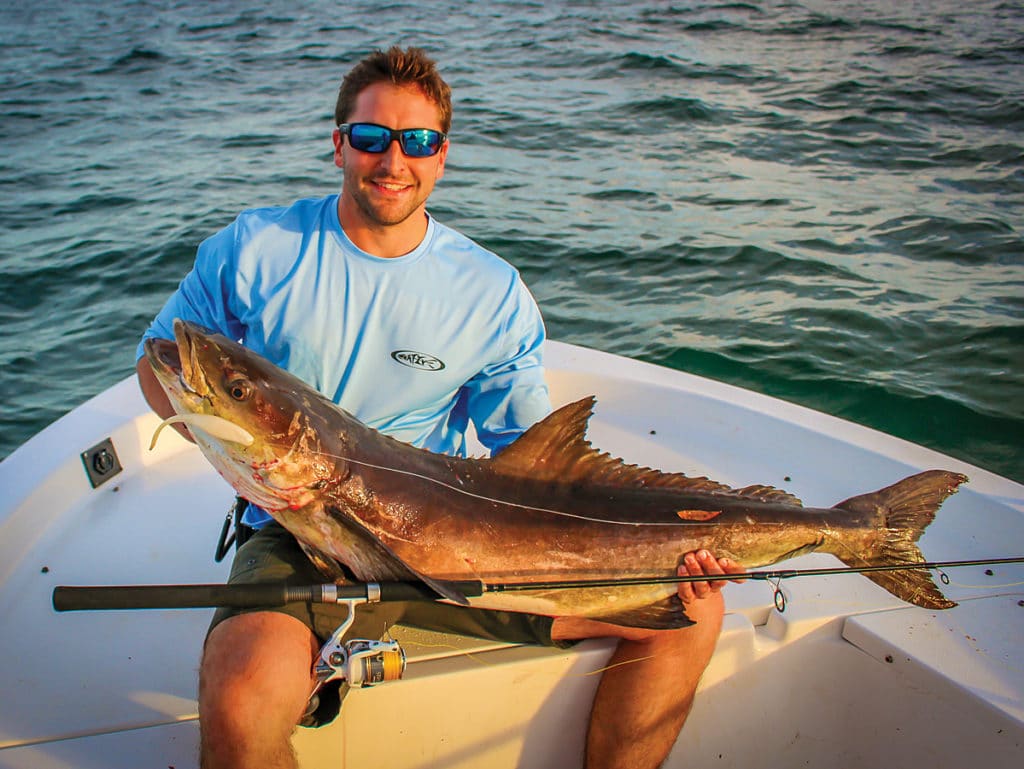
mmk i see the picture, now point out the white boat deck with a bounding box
[1,341,1021,768]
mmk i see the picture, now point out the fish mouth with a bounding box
[143,320,215,401]
[173,319,213,398]
[144,336,182,378]
[144,337,195,408]
[143,321,321,512]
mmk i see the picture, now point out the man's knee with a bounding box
[199,611,319,730]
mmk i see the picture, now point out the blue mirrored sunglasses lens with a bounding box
[400,129,443,157]
[348,125,391,153]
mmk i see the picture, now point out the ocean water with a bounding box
[1,0,1021,483]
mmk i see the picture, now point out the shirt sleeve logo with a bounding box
[391,350,446,371]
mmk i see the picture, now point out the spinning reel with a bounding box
[312,583,406,691]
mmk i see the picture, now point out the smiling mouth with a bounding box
[372,179,411,193]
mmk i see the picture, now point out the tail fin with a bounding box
[833,470,968,610]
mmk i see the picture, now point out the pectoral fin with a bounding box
[405,572,473,605]
[320,507,473,606]
[297,541,349,582]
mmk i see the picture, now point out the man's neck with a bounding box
[337,199,429,258]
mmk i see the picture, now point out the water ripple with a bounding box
[0,0,1021,481]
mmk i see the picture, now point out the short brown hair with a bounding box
[334,46,452,133]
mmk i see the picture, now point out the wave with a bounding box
[1,0,1021,485]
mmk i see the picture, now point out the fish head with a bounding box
[144,319,347,513]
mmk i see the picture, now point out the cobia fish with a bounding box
[145,319,966,628]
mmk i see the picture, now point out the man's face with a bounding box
[333,82,448,231]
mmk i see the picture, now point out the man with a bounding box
[137,46,742,769]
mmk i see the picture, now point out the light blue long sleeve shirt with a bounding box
[139,195,551,526]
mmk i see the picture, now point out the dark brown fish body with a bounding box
[146,320,966,628]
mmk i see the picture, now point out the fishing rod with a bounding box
[483,556,1024,612]
[51,555,1024,691]
[480,556,1024,593]
[52,555,1024,613]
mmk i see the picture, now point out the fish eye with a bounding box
[225,378,253,401]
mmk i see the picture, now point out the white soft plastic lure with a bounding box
[150,414,255,451]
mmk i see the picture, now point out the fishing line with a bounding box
[199,417,960,532]
[396,632,659,678]
[939,578,1024,590]
[387,635,657,678]
[394,637,495,668]
[578,654,658,677]
[160,401,811,529]
[160,373,746,526]
[474,557,1024,594]
[187,428,1024,592]
[302,448,794,528]
[242,446,1024,590]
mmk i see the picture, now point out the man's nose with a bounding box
[377,138,407,171]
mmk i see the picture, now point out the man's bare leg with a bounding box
[552,551,742,769]
[198,611,319,769]
[197,552,740,769]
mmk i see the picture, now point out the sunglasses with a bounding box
[338,122,447,158]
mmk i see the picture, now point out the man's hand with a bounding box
[676,550,746,603]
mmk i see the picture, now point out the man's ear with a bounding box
[332,128,344,168]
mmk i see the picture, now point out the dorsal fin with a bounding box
[491,396,803,505]
[731,484,805,506]
[490,396,598,481]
